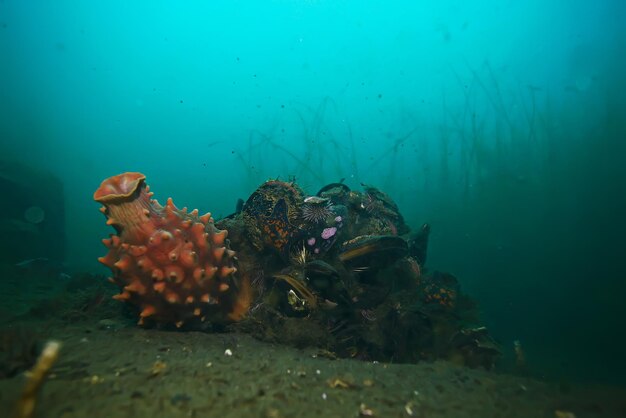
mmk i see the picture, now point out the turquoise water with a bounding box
[1,0,625,385]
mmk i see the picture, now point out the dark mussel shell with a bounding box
[305,260,350,305]
[338,235,408,266]
[305,259,339,283]
[317,182,351,196]
[360,184,410,235]
[316,182,352,206]
[449,327,501,369]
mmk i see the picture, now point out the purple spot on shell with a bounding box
[321,227,337,240]
[307,237,316,246]
[314,248,320,254]
[335,216,342,223]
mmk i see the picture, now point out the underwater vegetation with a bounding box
[229,96,359,195]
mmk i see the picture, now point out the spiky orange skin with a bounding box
[94,172,250,327]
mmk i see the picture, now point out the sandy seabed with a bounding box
[1,319,625,418]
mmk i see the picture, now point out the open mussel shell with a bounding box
[267,273,317,317]
[339,235,408,266]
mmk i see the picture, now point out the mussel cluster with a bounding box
[217,180,499,368]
